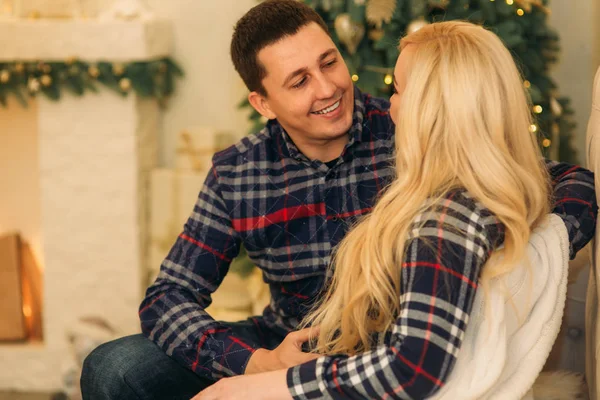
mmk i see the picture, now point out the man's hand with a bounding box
[244,327,320,374]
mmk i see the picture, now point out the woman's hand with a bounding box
[191,369,293,400]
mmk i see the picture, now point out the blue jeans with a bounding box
[81,319,285,400]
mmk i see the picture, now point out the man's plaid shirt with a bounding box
[139,87,597,399]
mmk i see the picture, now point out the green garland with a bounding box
[0,57,183,108]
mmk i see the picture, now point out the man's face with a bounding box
[253,22,354,145]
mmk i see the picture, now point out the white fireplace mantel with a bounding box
[0,18,171,61]
[0,17,169,391]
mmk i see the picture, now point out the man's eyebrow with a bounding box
[319,48,337,62]
[282,48,338,87]
[282,67,308,87]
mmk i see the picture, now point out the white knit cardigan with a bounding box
[430,214,569,400]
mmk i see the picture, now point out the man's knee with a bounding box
[81,334,212,400]
[81,334,150,399]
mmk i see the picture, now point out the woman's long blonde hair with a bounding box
[301,21,551,356]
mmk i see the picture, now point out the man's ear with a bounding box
[248,91,277,120]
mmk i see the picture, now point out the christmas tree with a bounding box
[241,0,577,163]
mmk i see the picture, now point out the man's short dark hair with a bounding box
[230,0,329,96]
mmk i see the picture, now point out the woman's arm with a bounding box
[193,369,293,400]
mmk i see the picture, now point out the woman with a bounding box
[196,20,566,400]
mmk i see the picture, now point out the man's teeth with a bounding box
[312,100,340,115]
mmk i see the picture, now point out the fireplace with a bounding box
[0,232,43,342]
[0,96,44,344]
[0,16,171,391]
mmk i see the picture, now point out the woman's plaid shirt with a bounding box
[139,88,596,398]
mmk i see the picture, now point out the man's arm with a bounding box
[545,159,597,259]
[139,166,259,380]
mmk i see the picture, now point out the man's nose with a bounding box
[313,73,336,99]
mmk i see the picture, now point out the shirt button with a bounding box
[331,216,339,222]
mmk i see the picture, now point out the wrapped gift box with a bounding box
[148,167,270,322]
[0,233,27,341]
[148,168,270,321]
[148,168,208,283]
[206,269,270,322]
[0,233,42,342]
[175,127,238,172]
[247,267,270,316]
[206,273,253,321]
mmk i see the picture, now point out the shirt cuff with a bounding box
[286,359,325,400]
[220,335,259,376]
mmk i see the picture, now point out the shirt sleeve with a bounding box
[286,191,503,400]
[545,159,597,259]
[139,166,260,380]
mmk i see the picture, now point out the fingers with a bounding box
[289,326,320,345]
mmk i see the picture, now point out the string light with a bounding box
[533,105,543,114]
[119,77,132,91]
[384,74,393,85]
[112,63,125,76]
[40,75,52,87]
[88,66,100,78]
[0,70,10,83]
[523,80,531,88]
[543,139,551,147]
[517,8,525,16]
[352,74,359,82]
[506,0,514,5]
[529,124,538,133]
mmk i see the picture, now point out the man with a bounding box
[81,1,597,399]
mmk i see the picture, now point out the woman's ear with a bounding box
[248,91,277,120]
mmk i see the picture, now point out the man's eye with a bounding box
[292,77,307,89]
[324,60,337,68]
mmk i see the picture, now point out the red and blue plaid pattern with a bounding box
[139,87,596,393]
[287,190,503,399]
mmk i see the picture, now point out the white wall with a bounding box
[146,0,257,167]
[549,0,599,164]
